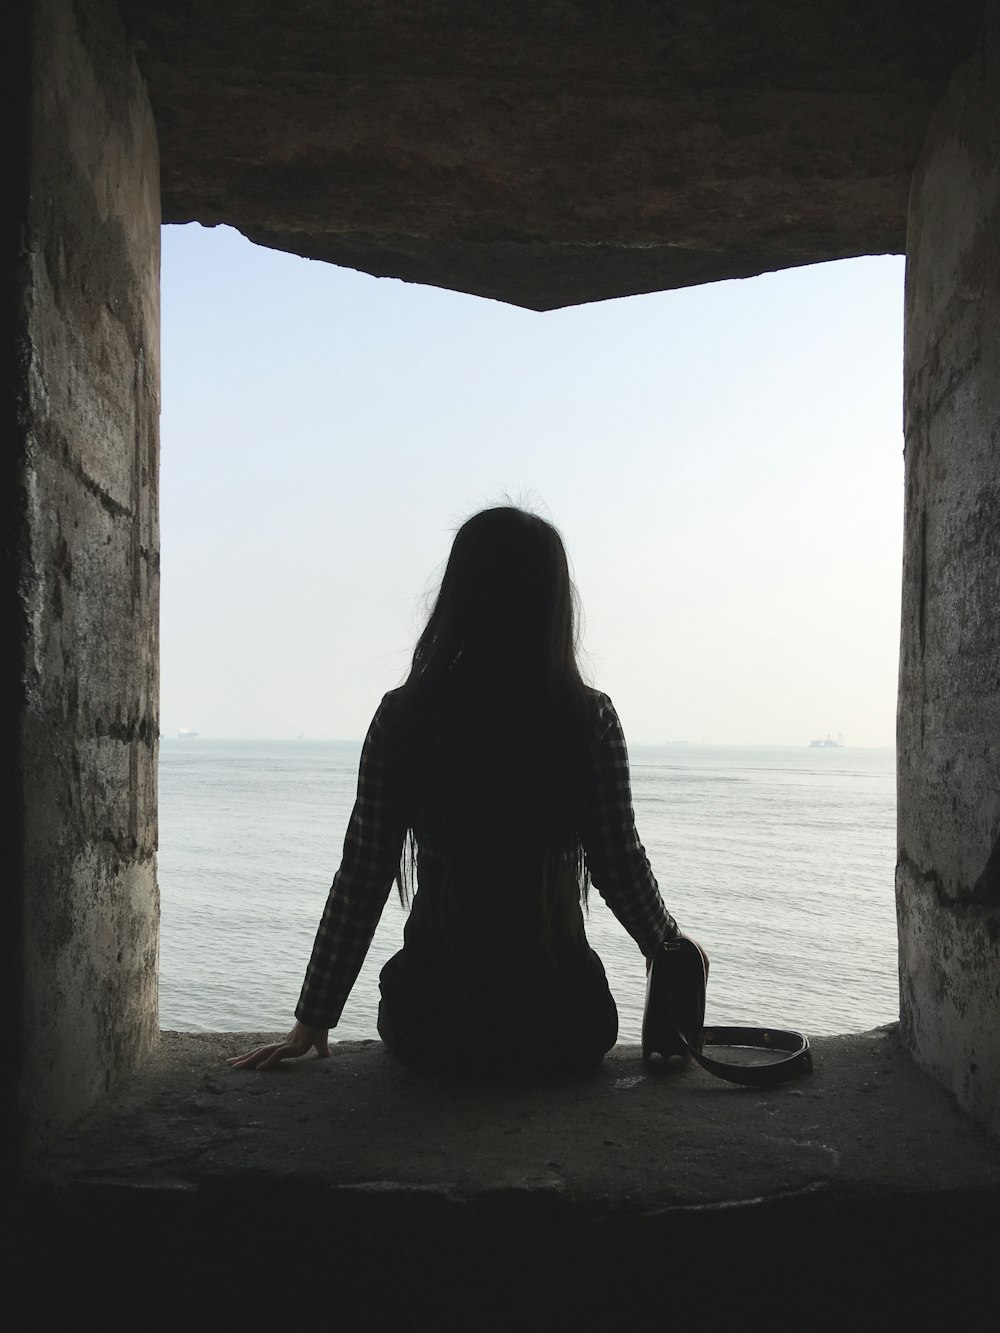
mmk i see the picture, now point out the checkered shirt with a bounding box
[295,690,678,1028]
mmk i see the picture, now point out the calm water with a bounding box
[158,740,898,1041]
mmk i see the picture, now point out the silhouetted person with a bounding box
[230,506,680,1074]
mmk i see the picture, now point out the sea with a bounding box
[158,740,898,1042]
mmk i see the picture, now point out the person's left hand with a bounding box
[226,1022,330,1070]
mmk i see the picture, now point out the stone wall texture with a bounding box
[119,0,984,309]
[6,0,160,1156]
[899,8,1000,1135]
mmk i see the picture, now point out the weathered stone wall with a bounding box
[119,0,984,310]
[899,6,1000,1135]
[5,0,160,1157]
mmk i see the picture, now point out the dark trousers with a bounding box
[377,944,619,1076]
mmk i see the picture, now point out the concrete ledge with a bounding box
[22,1028,1000,1326]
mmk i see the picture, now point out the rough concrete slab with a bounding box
[22,1028,999,1324]
[119,0,985,308]
[36,1028,1000,1204]
[23,1027,998,1324]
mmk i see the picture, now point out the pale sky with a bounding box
[160,224,905,747]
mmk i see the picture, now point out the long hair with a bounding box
[393,506,593,945]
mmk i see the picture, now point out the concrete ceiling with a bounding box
[119,0,985,309]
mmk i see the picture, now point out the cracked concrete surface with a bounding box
[118,0,984,309]
[34,1028,1000,1205]
[23,1027,999,1323]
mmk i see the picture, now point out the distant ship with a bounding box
[809,733,843,748]
[177,727,199,738]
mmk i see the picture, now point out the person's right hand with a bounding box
[226,1022,330,1070]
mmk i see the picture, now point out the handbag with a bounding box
[641,934,812,1086]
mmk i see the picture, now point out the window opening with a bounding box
[159,224,903,1040]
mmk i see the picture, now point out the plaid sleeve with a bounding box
[581,693,678,957]
[295,696,407,1028]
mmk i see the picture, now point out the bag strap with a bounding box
[643,937,813,1087]
[682,1023,813,1088]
